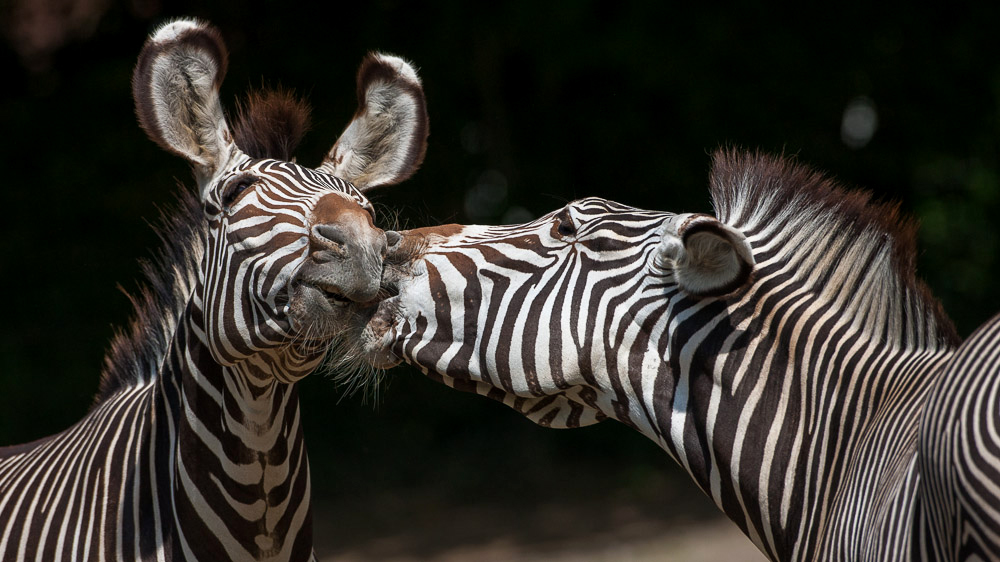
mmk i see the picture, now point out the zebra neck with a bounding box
[628,281,956,559]
[156,311,312,561]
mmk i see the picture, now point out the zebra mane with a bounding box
[709,149,960,346]
[95,188,206,404]
[95,89,312,404]
[232,87,311,161]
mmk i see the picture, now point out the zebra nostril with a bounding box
[312,224,353,262]
[311,250,340,264]
[314,224,347,246]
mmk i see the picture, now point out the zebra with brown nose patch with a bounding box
[366,150,1000,560]
[0,18,427,561]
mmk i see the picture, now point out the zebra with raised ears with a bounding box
[0,19,427,561]
[366,150,1000,560]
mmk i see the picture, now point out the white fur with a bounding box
[372,53,419,84]
[143,19,235,194]
[149,19,201,44]
[318,53,426,190]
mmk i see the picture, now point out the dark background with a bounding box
[2,1,998,558]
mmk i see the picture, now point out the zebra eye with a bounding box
[555,209,577,237]
[221,175,257,209]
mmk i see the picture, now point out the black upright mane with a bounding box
[94,89,313,404]
[710,149,960,347]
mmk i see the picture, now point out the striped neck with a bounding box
[616,154,960,559]
[153,299,315,561]
[630,265,954,560]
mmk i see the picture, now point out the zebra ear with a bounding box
[657,214,754,297]
[133,19,235,190]
[318,52,429,191]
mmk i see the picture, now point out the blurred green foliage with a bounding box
[1,0,998,522]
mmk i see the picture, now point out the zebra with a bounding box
[0,19,427,562]
[362,149,1000,560]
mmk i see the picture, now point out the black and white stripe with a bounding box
[0,173,321,561]
[382,150,999,560]
[0,18,428,562]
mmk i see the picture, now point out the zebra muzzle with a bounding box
[287,270,382,339]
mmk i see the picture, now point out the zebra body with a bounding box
[0,19,428,561]
[0,307,312,560]
[370,151,999,560]
[919,313,1000,559]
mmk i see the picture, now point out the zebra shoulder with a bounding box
[917,312,1000,559]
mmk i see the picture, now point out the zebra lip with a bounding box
[320,287,352,307]
[298,280,352,307]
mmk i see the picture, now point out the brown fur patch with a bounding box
[403,224,465,238]
[231,88,311,161]
[386,224,464,268]
[311,191,374,227]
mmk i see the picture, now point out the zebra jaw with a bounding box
[303,280,353,307]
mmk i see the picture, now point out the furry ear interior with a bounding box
[318,52,429,191]
[657,214,754,297]
[132,19,235,188]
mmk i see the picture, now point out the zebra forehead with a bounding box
[571,197,639,211]
[239,159,368,201]
[565,197,671,218]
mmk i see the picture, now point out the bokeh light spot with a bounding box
[841,96,878,149]
[464,169,508,220]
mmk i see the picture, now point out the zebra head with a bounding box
[133,19,427,376]
[367,196,755,425]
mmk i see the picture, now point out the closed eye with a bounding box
[554,208,576,237]
[222,174,257,209]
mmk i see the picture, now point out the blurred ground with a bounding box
[313,485,767,562]
[301,370,770,561]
